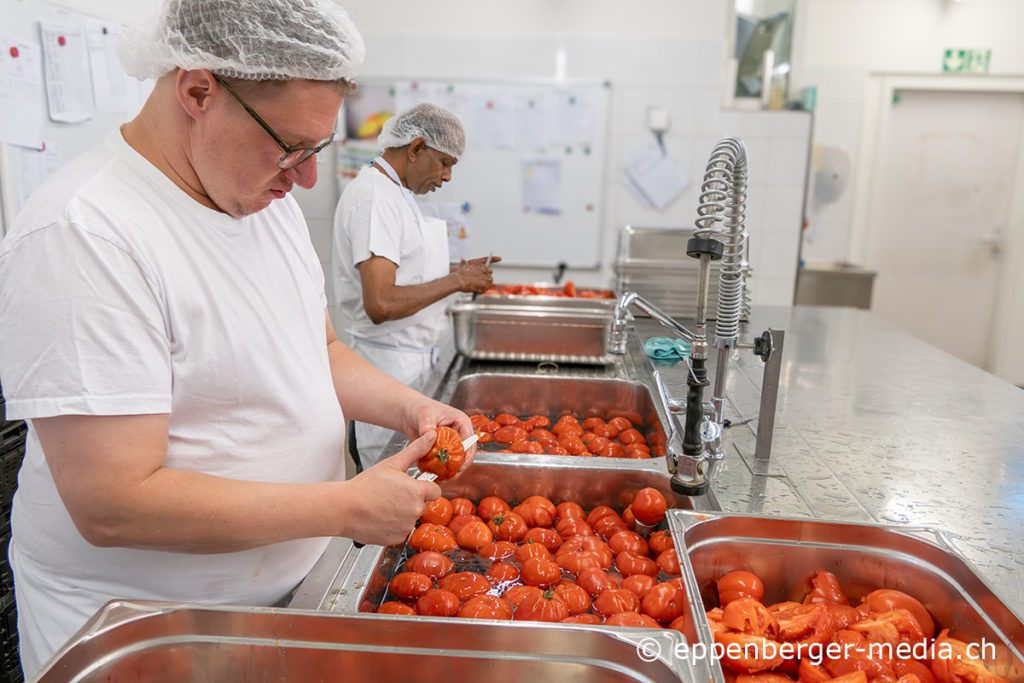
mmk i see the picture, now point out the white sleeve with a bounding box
[345,185,406,268]
[0,221,172,419]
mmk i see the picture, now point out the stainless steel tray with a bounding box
[667,510,1024,683]
[449,294,618,364]
[33,600,691,682]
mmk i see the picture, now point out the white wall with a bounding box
[790,0,1024,264]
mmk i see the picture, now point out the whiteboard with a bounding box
[339,78,611,269]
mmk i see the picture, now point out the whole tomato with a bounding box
[479,540,517,562]
[582,417,605,431]
[492,425,528,444]
[417,426,466,481]
[563,613,604,625]
[450,497,476,517]
[605,612,660,628]
[556,550,603,577]
[377,601,415,615]
[621,574,658,600]
[525,414,551,430]
[415,589,461,617]
[448,514,483,536]
[592,422,620,439]
[556,501,586,521]
[514,502,555,528]
[408,523,457,553]
[388,572,433,601]
[523,527,563,552]
[437,571,491,602]
[555,516,595,538]
[614,550,659,577]
[420,496,453,526]
[502,584,542,608]
[515,542,553,565]
[485,561,521,587]
[404,551,455,581]
[593,587,640,616]
[597,442,629,459]
[631,487,668,526]
[459,594,514,620]
[608,530,649,556]
[476,496,512,522]
[717,569,765,606]
[608,416,634,432]
[641,582,687,623]
[553,580,592,615]
[455,518,494,552]
[514,588,569,622]
[586,505,621,528]
[577,567,620,598]
[592,515,629,541]
[494,413,520,426]
[618,428,646,444]
[487,512,529,542]
[656,548,681,576]
[520,557,562,588]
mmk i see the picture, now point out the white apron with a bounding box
[352,157,450,467]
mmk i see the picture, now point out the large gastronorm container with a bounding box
[667,510,1024,683]
[32,601,690,682]
[291,462,719,683]
[446,372,670,459]
[449,291,618,364]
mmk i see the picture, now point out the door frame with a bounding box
[848,74,1024,379]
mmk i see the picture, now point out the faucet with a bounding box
[608,137,783,496]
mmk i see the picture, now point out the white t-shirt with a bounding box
[0,131,346,668]
[332,165,449,348]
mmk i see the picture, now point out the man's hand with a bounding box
[399,397,476,476]
[340,432,444,546]
[452,255,501,293]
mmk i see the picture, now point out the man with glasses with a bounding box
[0,0,474,675]
[333,104,499,470]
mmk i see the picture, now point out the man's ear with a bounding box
[407,137,428,161]
[176,69,217,121]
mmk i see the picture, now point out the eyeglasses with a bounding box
[214,75,335,170]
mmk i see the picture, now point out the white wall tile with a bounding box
[751,275,797,307]
[768,136,812,187]
[761,185,805,235]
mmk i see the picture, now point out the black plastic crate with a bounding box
[0,423,24,458]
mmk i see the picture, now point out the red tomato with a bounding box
[825,603,859,630]
[608,530,649,556]
[485,561,521,588]
[618,428,646,444]
[605,612,660,628]
[551,421,584,438]
[563,280,578,297]
[608,416,634,431]
[586,435,611,455]
[656,548,681,576]
[642,582,687,623]
[556,550,603,577]
[523,526,563,552]
[419,496,453,526]
[721,597,780,638]
[736,674,804,683]
[860,588,935,638]
[615,550,659,577]
[408,523,457,553]
[476,496,512,522]
[437,571,491,602]
[893,659,937,683]
[478,420,500,434]
[515,542,553,565]
[494,413,520,426]
[713,631,785,674]
[625,443,651,457]
[557,436,587,455]
[717,569,766,606]
[388,571,433,601]
[825,629,896,681]
[558,536,613,568]
[415,589,461,617]
[622,574,658,599]
[447,513,483,536]
[514,587,570,622]
[774,603,833,646]
[511,439,544,454]
[553,580,592,615]
[404,551,455,581]
[416,426,466,480]
[493,425,528,444]
[585,505,620,528]
[555,516,595,538]
[479,540,517,561]
[563,613,604,625]
[593,588,641,616]
[525,414,551,430]
[546,445,570,455]
[631,487,668,526]
[514,501,555,527]
[469,414,490,428]
[582,417,605,431]
[458,594,514,620]
[803,570,849,606]
[502,584,542,608]
[648,529,674,555]
[577,567,620,598]
[622,505,636,528]
[522,495,556,515]
[450,497,475,517]
[377,601,415,615]
[487,512,529,542]
[597,442,629,458]
[520,557,562,588]
[592,423,620,439]
[456,518,494,552]
[529,428,557,442]
[592,515,629,540]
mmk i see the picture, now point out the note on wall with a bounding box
[86,18,130,115]
[13,141,63,209]
[40,21,93,123]
[522,158,562,215]
[0,32,45,148]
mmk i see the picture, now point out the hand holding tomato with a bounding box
[417,426,467,480]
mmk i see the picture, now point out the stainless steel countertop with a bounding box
[636,305,1024,619]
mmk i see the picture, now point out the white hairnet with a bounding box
[119,0,365,82]
[378,103,466,160]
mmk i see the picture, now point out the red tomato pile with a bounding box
[374,488,689,626]
[469,413,667,459]
[707,568,1008,683]
[484,281,615,299]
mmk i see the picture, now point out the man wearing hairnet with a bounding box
[0,0,476,675]
[333,104,498,469]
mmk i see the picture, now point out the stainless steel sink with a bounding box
[34,601,694,682]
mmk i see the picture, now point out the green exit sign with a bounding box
[942,48,991,73]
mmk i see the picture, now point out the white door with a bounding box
[864,89,1024,370]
